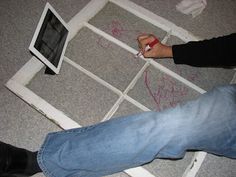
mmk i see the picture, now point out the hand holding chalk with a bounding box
[136,38,159,57]
[137,34,173,58]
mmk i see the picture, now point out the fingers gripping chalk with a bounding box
[136,38,159,58]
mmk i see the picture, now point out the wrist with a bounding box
[160,45,173,58]
[163,46,173,58]
[155,44,173,58]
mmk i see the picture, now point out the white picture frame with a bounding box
[29,2,69,74]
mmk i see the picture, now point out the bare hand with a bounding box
[137,34,173,58]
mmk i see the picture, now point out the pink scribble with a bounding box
[144,68,188,111]
[175,65,200,82]
[96,20,144,49]
[144,69,160,109]
[96,36,112,49]
[107,20,143,39]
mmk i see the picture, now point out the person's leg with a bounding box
[37,85,236,177]
[157,84,236,158]
[0,141,41,176]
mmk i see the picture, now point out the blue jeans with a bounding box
[37,85,236,177]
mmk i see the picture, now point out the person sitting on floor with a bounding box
[0,33,235,177]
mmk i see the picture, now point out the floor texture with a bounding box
[0,0,236,177]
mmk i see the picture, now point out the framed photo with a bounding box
[29,2,69,74]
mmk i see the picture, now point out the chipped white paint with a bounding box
[6,79,80,130]
[182,152,207,177]
[10,57,44,86]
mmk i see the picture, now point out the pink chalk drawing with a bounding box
[107,20,143,39]
[96,20,145,49]
[97,36,113,49]
[174,65,200,82]
[144,68,189,111]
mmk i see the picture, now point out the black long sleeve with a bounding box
[172,33,236,67]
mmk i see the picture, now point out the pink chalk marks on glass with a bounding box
[108,20,142,38]
[96,37,112,49]
[96,20,144,49]
[144,68,189,111]
[175,65,201,82]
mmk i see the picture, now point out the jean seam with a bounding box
[37,134,56,177]
[37,125,98,177]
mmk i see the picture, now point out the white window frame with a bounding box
[6,0,214,177]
